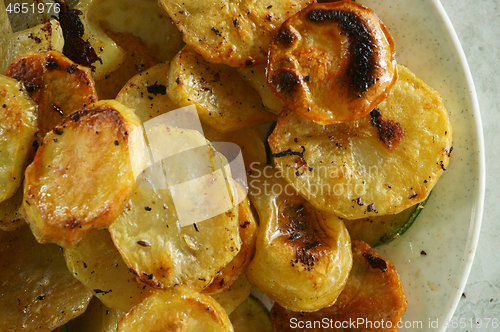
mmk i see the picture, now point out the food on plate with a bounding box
[64,229,155,312]
[209,274,252,316]
[269,65,452,219]
[6,50,97,138]
[23,100,143,247]
[66,297,125,332]
[266,1,397,125]
[159,0,315,67]
[0,225,93,332]
[229,295,273,332]
[270,240,407,331]
[117,287,234,332]
[166,46,277,132]
[247,165,352,312]
[0,186,25,231]
[0,75,37,202]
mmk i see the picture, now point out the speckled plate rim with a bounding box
[433,0,485,329]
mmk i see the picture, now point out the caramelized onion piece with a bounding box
[270,241,407,332]
[267,1,396,124]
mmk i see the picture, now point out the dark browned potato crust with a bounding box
[267,0,397,125]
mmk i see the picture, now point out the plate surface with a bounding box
[357,0,484,329]
[253,0,484,330]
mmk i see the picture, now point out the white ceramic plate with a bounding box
[253,0,485,330]
[351,0,484,330]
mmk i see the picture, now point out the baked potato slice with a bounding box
[246,165,352,312]
[23,100,143,247]
[210,274,252,316]
[229,295,273,332]
[117,287,234,332]
[66,297,125,332]
[269,65,452,219]
[64,229,155,312]
[270,240,407,331]
[0,75,37,202]
[110,126,241,291]
[6,50,97,138]
[0,186,25,231]
[237,65,284,115]
[167,46,277,132]
[0,225,93,332]
[160,0,314,67]
[267,1,396,125]
[203,185,258,294]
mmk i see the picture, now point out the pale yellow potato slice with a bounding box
[117,61,267,167]
[160,0,314,67]
[110,127,241,291]
[67,297,125,332]
[6,51,98,138]
[229,296,272,332]
[64,229,155,312]
[0,186,25,231]
[23,100,143,247]
[269,65,453,219]
[246,165,352,312]
[237,65,284,115]
[0,75,37,202]
[267,1,396,124]
[0,225,93,332]
[117,287,234,332]
[210,274,252,316]
[167,46,277,132]
[270,241,407,332]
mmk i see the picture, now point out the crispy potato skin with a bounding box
[246,165,352,312]
[0,75,37,202]
[160,0,315,67]
[269,65,452,219]
[270,241,407,332]
[117,287,234,332]
[0,225,93,332]
[6,51,97,138]
[167,46,277,132]
[23,100,141,247]
[267,1,397,124]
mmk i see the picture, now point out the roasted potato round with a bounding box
[267,1,396,124]
[246,165,352,312]
[6,51,98,138]
[23,100,143,247]
[167,46,277,132]
[64,229,155,312]
[270,240,407,331]
[160,0,314,67]
[117,287,234,332]
[66,297,125,332]
[0,225,93,332]
[269,65,452,219]
[210,274,252,316]
[0,75,37,202]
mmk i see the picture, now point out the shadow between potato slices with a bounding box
[269,65,452,219]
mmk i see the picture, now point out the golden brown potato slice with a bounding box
[237,65,285,115]
[269,65,452,219]
[117,287,234,332]
[210,274,252,315]
[0,225,93,332]
[229,295,273,332]
[65,229,155,312]
[23,100,143,247]
[270,240,407,332]
[267,1,396,125]
[203,185,258,294]
[160,0,314,67]
[67,297,125,332]
[167,46,277,132]
[6,51,98,138]
[0,187,25,231]
[110,127,241,291]
[0,75,37,202]
[0,17,64,74]
[246,164,352,312]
